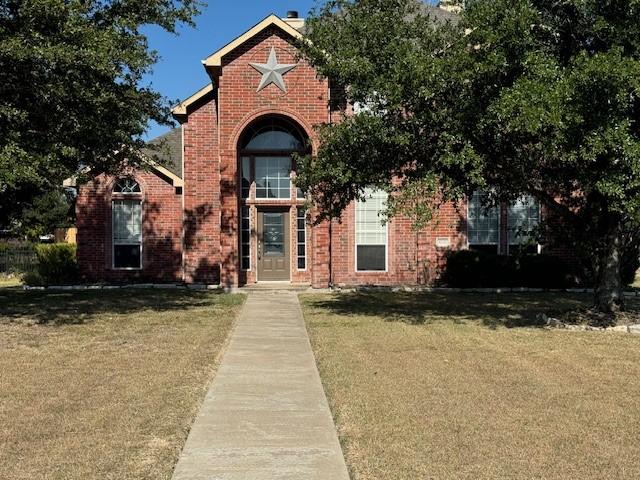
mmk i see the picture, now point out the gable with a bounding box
[201,14,303,70]
[172,14,303,119]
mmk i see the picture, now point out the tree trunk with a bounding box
[594,221,625,314]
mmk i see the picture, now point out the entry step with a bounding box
[238,282,312,292]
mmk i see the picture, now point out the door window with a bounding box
[263,213,284,255]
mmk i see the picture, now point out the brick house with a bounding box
[76,8,560,288]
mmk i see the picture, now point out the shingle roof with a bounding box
[422,4,460,23]
[144,127,183,178]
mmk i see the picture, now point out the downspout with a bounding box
[327,82,334,289]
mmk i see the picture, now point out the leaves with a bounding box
[300,0,640,235]
[0,0,200,224]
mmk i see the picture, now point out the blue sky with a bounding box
[143,1,317,139]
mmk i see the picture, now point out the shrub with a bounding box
[442,250,574,289]
[440,250,510,288]
[30,244,79,285]
[512,254,574,288]
[621,244,640,287]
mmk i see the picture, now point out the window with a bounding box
[112,197,142,269]
[255,156,291,199]
[508,196,540,254]
[241,206,251,270]
[468,191,499,253]
[241,157,251,199]
[239,116,305,151]
[113,177,141,194]
[239,116,307,201]
[297,208,307,270]
[356,189,387,271]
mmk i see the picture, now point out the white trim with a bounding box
[296,207,307,271]
[172,15,304,118]
[466,191,500,253]
[354,191,389,273]
[112,197,143,271]
[505,195,542,255]
[171,84,214,117]
[241,205,252,271]
[202,15,303,68]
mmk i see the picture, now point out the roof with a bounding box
[423,4,460,23]
[143,127,183,179]
[201,14,303,69]
[172,14,304,118]
[171,5,458,119]
[62,128,184,188]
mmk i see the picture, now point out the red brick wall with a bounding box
[76,22,578,288]
[329,200,466,287]
[182,96,221,284]
[214,27,329,287]
[76,171,183,283]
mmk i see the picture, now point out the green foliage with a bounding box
[442,250,575,289]
[29,243,79,285]
[300,0,640,310]
[18,188,74,240]
[621,244,640,286]
[0,0,200,222]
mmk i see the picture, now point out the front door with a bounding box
[257,210,290,281]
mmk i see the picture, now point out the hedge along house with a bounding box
[76,8,569,288]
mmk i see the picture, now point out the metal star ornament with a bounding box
[249,47,296,93]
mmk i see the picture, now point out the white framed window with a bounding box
[112,196,142,270]
[255,156,292,199]
[467,191,499,253]
[241,206,251,270]
[355,189,388,271]
[113,177,141,194]
[297,207,307,270]
[507,196,540,253]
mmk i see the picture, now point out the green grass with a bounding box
[0,289,245,480]
[302,292,640,480]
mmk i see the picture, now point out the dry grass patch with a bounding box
[0,275,21,288]
[0,288,245,480]
[301,292,640,480]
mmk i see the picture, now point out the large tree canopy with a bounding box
[0,0,199,225]
[298,0,640,313]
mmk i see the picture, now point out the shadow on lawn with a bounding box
[0,288,230,325]
[305,291,589,328]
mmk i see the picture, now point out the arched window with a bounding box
[239,116,308,200]
[112,178,142,269]
[113,177,141,194]
[239,116,305,152]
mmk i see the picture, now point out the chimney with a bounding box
[282,10,304,31]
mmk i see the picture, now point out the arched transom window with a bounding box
[240,116,308,200]
[112,178,142,269]
[113,177,142,194]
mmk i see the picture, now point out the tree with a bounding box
[0,0,200,220]
[297,0,640,313]
[19,188,74,240]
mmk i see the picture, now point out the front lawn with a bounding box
[0,289,245,480]
[0,275,21,288]
[301,292,640,480]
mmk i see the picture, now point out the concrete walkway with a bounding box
[172,292,350,480]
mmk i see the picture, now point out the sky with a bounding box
[143,1,317,140]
